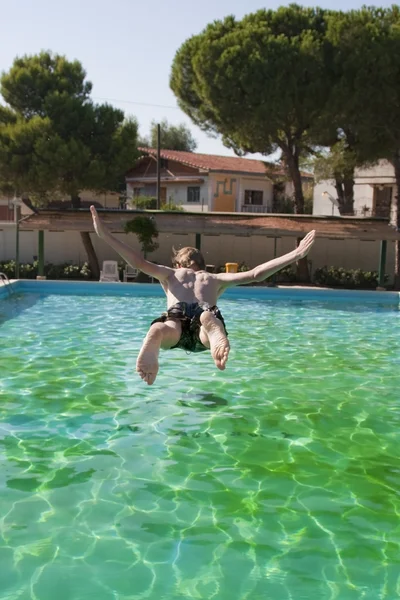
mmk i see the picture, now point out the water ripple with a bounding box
[0,293,400,599]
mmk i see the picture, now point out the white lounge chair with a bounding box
[99,260,120,282]
[123,265,139,282]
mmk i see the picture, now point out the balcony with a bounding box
[241,204,269,214]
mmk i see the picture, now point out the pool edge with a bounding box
[1,279,399,305]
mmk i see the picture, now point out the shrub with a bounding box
[131,195,184,211]
[0,260,91,280]
[61,262,91,280]
[133,195,157,210]
[124,216,159,257]
[0,260,16,279]
[313,266,387,288]
[275,266,297,283]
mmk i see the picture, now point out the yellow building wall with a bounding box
[211,175,237,212]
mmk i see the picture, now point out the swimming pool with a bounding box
[1,282,400,599]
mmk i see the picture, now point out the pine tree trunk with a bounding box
[69,192,99,280]
[335,177,355,215]
[391,152,400,290]
[283,147,310,282]
[342,177,355,215]
[285,152,304,214]
[335,179,345,209]
[80,231,100,280]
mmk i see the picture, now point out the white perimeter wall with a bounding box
[0,224,395,282]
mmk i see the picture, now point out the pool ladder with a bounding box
[0,272,14,295]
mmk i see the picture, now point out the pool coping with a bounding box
[0,278,399,305]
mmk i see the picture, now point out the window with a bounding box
[373,186,392,218]
[187,186,200,203]
[244,190,263,205]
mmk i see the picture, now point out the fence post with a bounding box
[377,240,387,289]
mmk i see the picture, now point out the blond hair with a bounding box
[172,246,206,270]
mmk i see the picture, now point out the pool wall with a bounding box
[1,279,399,305]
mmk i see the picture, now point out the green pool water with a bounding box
[1,292,400,600]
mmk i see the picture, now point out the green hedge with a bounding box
[313,266,387,288]
[0,259,388,288]
[214,263,385,288]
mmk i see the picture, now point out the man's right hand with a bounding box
[296,230,316,259]
[90,206,109,239]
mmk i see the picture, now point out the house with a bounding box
[1,152,312,218]
[313,160,396,219]
[126,148,313,213]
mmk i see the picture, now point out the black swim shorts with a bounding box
[151,301,228,353]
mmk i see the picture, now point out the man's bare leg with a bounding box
[199,311,230,371]
[136,321,181,385]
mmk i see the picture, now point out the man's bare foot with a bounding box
[136,322,181,385]
[200,312,230,370]
[136,339,160,385]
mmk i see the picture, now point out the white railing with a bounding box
[0,272,13,295]
[241,205,269,214]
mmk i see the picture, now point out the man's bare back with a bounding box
[161,268,221,308]
[90,206,316,385]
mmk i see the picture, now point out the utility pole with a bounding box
[156,123,161,210]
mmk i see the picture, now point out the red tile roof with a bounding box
[139,147,290,178]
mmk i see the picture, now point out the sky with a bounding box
[1,0,394,159]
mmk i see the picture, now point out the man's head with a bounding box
[172,246,206,271]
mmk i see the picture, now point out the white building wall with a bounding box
[314,181,376,216]
[314,161,397,217]
[165,180,209,212]
[126,179,210,212]
[313,181,339,215]
[355,160,394,179]
[0,227,395,283]
[238,177,273,211]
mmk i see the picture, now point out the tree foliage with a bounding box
[0,51,139,202]
[313,141,359,215]
[124,216,159,257]
[171,5,333,281]
[170,5,400,286]
[320,6,400,285]
[170,5,331,215]
[307,7,399,216]
[1,53,92,119]
[140,118,197,152]
[0,51,140,278]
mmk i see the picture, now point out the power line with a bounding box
[92,96,180,110]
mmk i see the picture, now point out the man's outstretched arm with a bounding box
[215,230,316,289]
[90,206,173,281]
